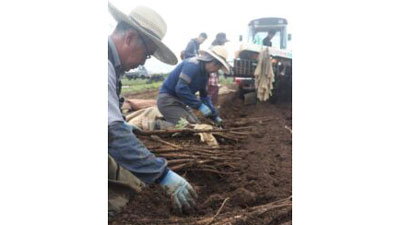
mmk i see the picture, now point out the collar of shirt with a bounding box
[187,57,206,75]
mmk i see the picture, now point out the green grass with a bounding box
[219,76,234,86]
[121,72,169,94]
[121,75,234,94]
[121,78,163,94]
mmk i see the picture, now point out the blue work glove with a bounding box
[199,104,212,117]
[214,116,223,127]
[160,170,198,213]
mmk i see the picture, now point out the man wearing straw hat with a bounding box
[157,45,230,126]
[108,3,197,214]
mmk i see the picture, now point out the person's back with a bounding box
[159,62,185,95]
[160,58,206,97]
[183,32,207,59]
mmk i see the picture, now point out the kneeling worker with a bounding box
[108,3,197,214]
[157,46,230,126]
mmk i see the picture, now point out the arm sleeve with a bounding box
[108,61,124,125]
[174,63,203,109]
[108,121,169,184]
[200,88,218,119]
[184,41,196,58]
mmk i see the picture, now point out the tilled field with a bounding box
[110,92,292,225]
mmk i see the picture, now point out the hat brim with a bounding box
[108,3,178,65]
[199,49,230,74]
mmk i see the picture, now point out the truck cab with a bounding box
[247,17,290,50]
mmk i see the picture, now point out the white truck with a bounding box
[233,17,292,103]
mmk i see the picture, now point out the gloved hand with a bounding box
[160,170,198,213]
[214,116,223,127]
[199,104,212,117]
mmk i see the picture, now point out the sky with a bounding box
[108,0,294,73]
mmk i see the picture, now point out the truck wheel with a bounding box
[236,86,245,99]
[244,91,257,105]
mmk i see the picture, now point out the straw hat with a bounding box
[108,3,177,65]
[199,46,230,74]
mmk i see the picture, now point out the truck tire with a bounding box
[244,91,257,105]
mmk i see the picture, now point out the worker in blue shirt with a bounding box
[182,33,207,59]
[157,46,230,126]
[108,3,197,215]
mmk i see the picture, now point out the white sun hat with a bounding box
[108,2,177,65]
[199,46,230,74]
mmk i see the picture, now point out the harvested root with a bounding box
[166,159,193,165]
[169,159,213,171]
[187,168,239,175]
[213,133,240,142]
[142,124,251,176]
[284,125,292,134]
[205,197,230,225]
[137,127,253,136]
[132,196,292,225]
[197,196,292,225]
[150,135,180,149]
[226,117,274,127]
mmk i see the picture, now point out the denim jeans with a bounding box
[157,93,200,125]
[108,121,169,184]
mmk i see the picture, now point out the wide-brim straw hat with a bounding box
[108,3,177,65]
[199,46,230,74]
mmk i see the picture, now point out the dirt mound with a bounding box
[110,93,292,225]
[230,187,257,207]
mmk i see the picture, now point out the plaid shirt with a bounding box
[208,72,219,86]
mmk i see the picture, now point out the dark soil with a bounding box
[110,90,292,225]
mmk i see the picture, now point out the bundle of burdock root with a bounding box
[136,125,254,175]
